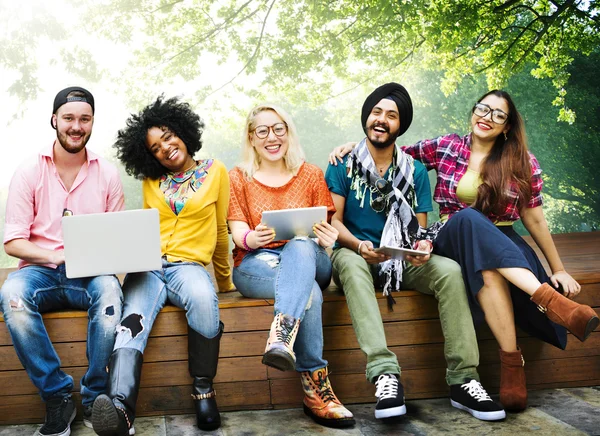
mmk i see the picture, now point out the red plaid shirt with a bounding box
[402,133,543,222]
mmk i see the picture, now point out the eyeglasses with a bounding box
[370,178,393,213]
[253,123,288,139]
[472,103,509,125]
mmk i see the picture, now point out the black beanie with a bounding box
[50,86,95,128]
[361,82,413,137]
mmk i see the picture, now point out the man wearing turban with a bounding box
[324,83,504,421]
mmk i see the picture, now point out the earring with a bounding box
[504,132,508,141]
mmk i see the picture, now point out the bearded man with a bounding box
[325,83,504,421]
[0,87,124,436]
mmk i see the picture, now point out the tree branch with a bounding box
[473,17,541,74]
[155,0,257,68]
[504,4,541,18]
[318,36,425,104]
[148,0,184,14]
[204,0,277,99]
[493,0,523,13]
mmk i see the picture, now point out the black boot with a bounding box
[92,348,143,436]
[188,322,224,431]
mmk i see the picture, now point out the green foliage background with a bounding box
[1,0,598,267]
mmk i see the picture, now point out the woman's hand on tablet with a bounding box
[249,223,276,249]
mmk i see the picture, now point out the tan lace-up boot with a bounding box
[300,367,355,428]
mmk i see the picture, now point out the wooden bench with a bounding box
[1,232,599,425]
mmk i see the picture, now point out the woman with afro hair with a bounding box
[92,96,233,435]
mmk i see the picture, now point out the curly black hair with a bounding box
[114,95,205,179]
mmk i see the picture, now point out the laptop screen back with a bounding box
[62,209,162,278]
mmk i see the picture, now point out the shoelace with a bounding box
[461,379,493,402]
[43,399,68,430]
[375,374,398,400]
[313,371,337,403]
[276,318,295,344]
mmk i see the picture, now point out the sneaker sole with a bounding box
[374,404,407,419]
[451,399,506,421]
[92,395,121,436]
[303,404,355,428]
[262,349,295,371]
[35,408,76,436]
[83,417,92,429]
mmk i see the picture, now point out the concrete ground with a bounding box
[1,386,599,436]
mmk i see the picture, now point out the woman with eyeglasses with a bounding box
[328,89,599,412]
[227,104,355,429]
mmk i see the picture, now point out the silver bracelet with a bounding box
[357,240,367,255]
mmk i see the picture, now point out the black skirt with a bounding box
[434,207,567,349]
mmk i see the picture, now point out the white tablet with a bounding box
[374,245,429,260]
[261,206,328,241]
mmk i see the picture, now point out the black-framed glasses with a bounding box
[253,122,288,139]
[472,103,509,125]
[370,178,393,213]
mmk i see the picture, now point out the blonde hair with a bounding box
[239,104,305,178]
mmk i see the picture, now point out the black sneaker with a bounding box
[450,379,506,421]
[36,395,76,436]
[83,405,93,429]
[374,374,406,418]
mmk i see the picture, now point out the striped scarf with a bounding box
[348,139,420,307]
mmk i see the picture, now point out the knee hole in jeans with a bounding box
[117,313,144,339]
[8,296,25,311]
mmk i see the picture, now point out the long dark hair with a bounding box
[114,96,204,179]
[473,90,533,216]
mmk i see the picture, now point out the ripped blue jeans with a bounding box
[113,260,220,353]
[0,265,123,406]
[232,238,331,372]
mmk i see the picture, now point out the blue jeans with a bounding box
[232,238,330,372]
[114,260,220,353]
[0,265,123,406]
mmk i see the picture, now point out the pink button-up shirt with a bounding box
[3,144,125,269]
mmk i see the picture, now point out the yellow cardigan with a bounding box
[142,159,233,292]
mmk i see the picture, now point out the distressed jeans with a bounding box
[232,238,330,372]
[332,248,480,385]
[113,260,220,353]
[0,265,123,406]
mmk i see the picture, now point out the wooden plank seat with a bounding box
[0,232,598,424]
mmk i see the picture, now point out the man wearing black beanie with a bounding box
[0,87,125,435]
[324,83,504,421]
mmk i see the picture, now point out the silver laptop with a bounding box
[62,209,162,278]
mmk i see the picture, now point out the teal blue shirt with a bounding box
[325,154,432,248]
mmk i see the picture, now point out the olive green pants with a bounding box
[331,247,480,385]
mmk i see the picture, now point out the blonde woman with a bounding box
[227,104,355,428]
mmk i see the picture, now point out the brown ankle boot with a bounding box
[530,283,599,342]
[499,348,527,411]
